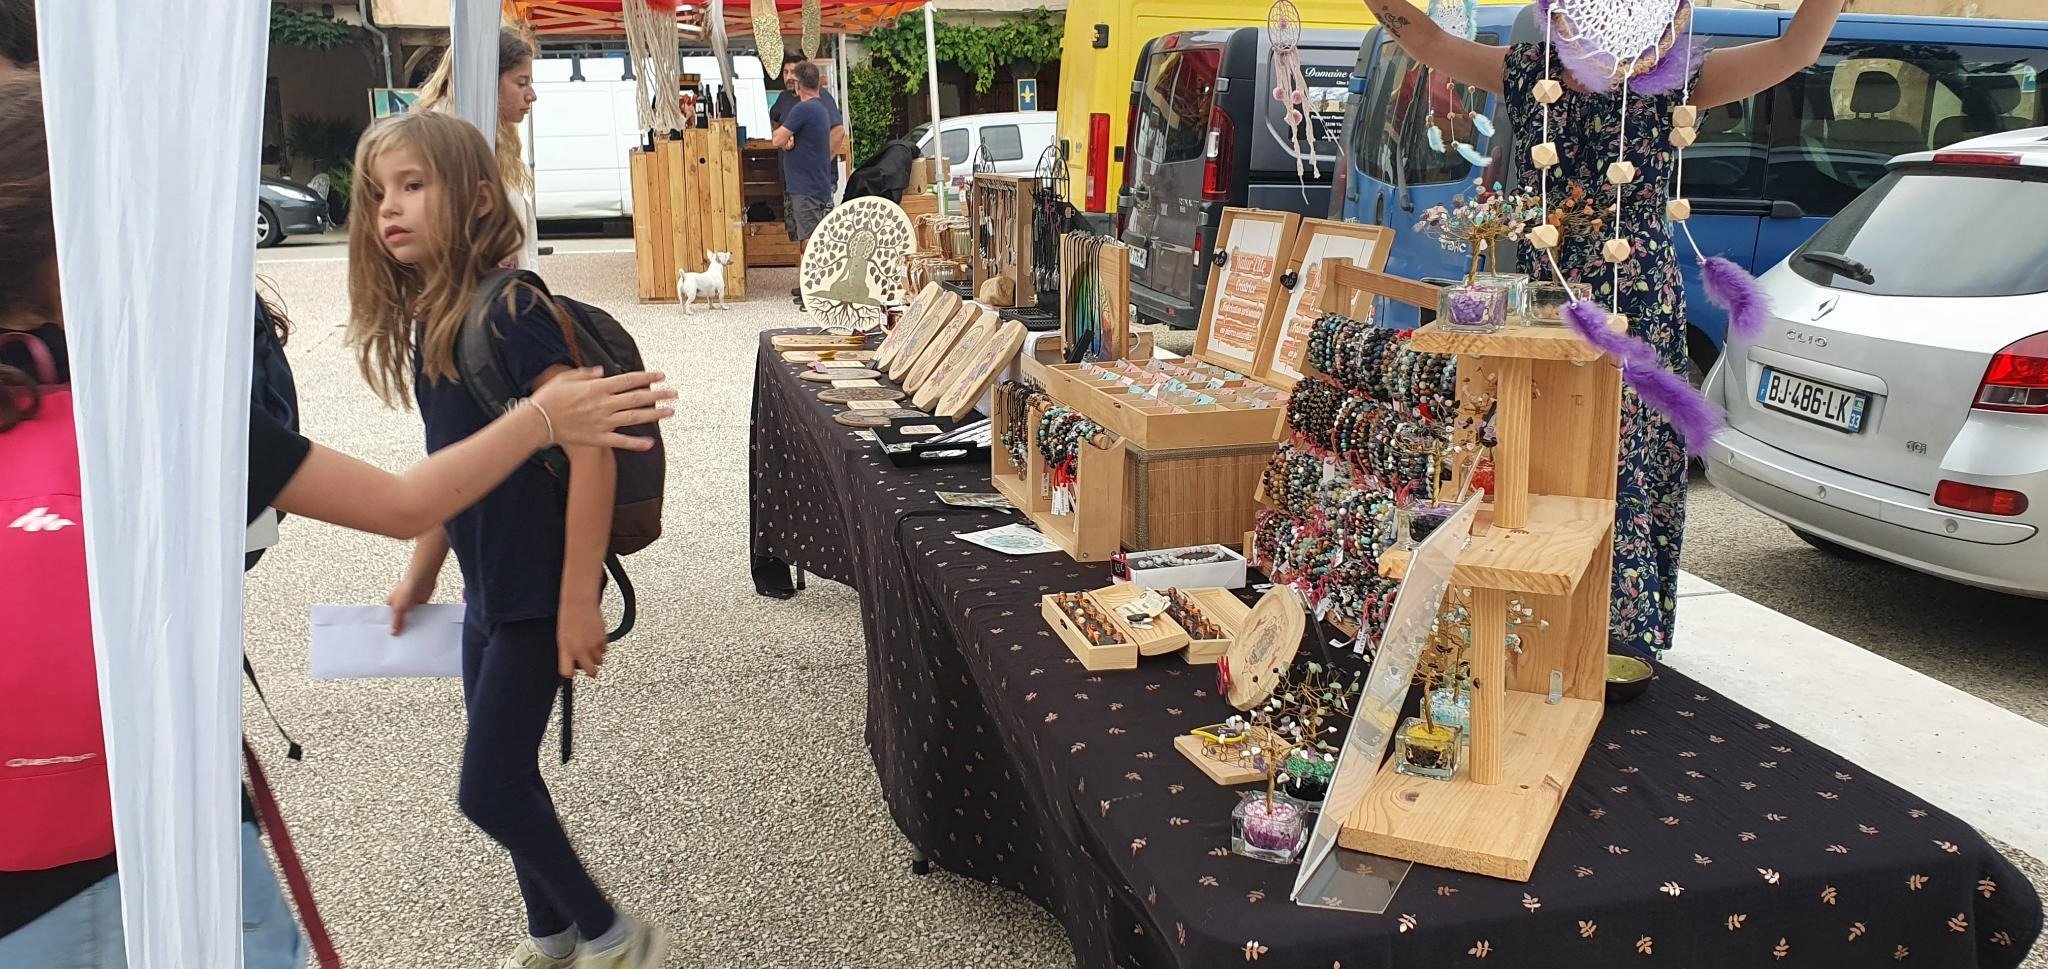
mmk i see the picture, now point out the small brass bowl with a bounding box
[1605,654,1654,704]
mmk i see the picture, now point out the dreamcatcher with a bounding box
[1525,0,1763,448]
[624,0,687,134]
[1268,1,1322,196]
[1420,0,1493,167]
[1032,145,1076,304]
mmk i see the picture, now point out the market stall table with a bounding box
[748,331,2043,969]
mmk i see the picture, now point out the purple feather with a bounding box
[1624,357,1723,453]
[1631,32,1701,96]
[1699,254,1770,343]
[1564,299,1645,362]
[1552,35,1618,94]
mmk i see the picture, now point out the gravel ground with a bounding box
[248,251,2040,968]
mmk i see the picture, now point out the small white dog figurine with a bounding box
[678,250,735,314]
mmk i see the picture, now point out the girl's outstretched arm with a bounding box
[1362,0,1509,95]
[272,368,670,541]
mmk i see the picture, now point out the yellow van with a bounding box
[1055,0,1525,226]
[1055,0,1372,225]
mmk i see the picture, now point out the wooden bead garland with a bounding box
[1530,141,1560,169]
[1529,224,1561,250]
[1666,198,1692,222]
[1669,126,1697,149]
[1533,78,1564,104]
[1671,104,1698,129]
[1606,160,1638,185]
[1602,238,1633,264]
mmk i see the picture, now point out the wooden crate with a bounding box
[628,120,746,302]
[899,191,939,221]
[742,222,803,268]
[1122,442,1272,551]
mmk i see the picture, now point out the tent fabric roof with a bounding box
[512,0,927,37]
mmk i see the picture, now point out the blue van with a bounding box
[1337,5,2048,368]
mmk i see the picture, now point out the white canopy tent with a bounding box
[34,1,506,965]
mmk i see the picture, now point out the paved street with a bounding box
[249,245,2043,968]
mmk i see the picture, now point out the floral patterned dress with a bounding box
[1507,42,1692,654]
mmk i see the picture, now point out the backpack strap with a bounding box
[244,738,340,969]
[244,656,303,761]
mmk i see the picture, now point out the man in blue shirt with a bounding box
[770,61,843,253]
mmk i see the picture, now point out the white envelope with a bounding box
[308,604,466,679]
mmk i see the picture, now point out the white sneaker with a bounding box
[573,915,669,969]
[502,938,577,969]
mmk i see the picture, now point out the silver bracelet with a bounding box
[521,397,557,447]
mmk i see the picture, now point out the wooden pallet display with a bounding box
[629,120,745,302]
[1313,261,1624,882]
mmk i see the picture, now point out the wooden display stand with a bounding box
[1321,262,1625,882]
[1035,209,1302,552]
[969,174,1034,308]
[990,393,1126,563]
[1059,234,1133,362]
[629,120,746,303]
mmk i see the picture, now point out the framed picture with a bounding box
[1193,208,1300,375]
[1253,220,1393,388]
[369,88,419,119]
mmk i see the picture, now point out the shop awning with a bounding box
[507,0,927,37]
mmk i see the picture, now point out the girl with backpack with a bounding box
[0,70,675,967]
[345,109,668,969]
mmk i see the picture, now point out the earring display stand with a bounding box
[969,174,1033,309]
[989,394,1126,563]
[1315,261,1624,882]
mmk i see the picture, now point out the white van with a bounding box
[910,111,1058,188]
[523,53,771,221]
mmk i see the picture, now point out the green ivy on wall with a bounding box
[846,65,900,165]
[270,4,356,51]
[863,7,1064,95]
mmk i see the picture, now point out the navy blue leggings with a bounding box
[459,614,615,939]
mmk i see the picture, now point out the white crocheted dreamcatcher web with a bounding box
[1547,0,1688,78]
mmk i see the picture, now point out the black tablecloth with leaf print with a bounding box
[748,332,2042,969]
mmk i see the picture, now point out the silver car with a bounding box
[1702,129,2048,598]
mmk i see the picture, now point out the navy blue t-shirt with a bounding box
[778,95,838,201]
[414,285,575,624]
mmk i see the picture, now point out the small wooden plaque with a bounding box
[1226,586,1304,710]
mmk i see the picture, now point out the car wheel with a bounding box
[1687,326,1721,386]
[1790,527,1868,560]
[256,204,284,248]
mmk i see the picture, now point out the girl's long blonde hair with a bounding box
[414,26,536,194]
[346,111,524,408]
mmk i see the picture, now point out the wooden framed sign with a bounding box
[1254,220,1393,388]
[1194,208,1301,377]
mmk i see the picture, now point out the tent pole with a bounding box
[923,2,945,215]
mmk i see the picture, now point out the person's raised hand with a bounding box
[531,368,676,451]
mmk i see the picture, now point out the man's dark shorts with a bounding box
[785,194,834,242]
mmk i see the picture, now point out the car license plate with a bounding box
[1756,367,1868,433]
[1129,246,1148,270]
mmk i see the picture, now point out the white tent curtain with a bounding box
[451,0,502,149]
[35,1,271,965]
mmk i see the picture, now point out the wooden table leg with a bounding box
[1469,588,1508,785]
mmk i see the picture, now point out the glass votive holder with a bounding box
[1472,271,1531,318]
[1525,281,1594,326]
[1436,284,1508,333]
[1231,790,1309,863]
[1393,717,1463,780]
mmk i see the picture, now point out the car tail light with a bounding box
[1201,105,1234,202]
[1972,331,2048,413]
[1933,151,2021,166]
[1934,480,2030,517]
[1086,112,1111,212]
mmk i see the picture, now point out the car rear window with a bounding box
[981,124,1023,163]
[1790,165,2048,297]
[1133,46,1222,167]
